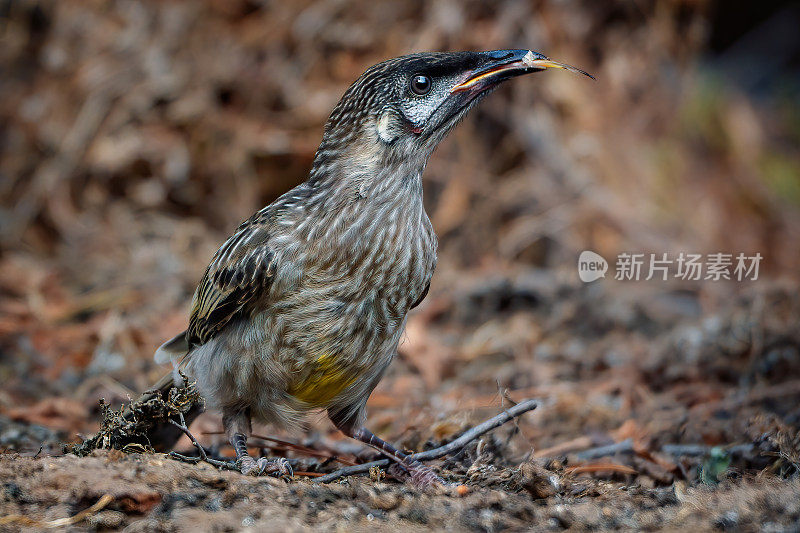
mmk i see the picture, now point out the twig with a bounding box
[313,398,538,483]
[565,463,637,476]
[534,435,594,458]
[661,443,755,457]
[168,451,200,464]
[575,439,634,460]
[660,444,710,457]
[202,430,360,467]
[534,439,635,461]
[249,433,359,466]
[536,439,755,461]
[167,414,238,471]
[0,494,113,528]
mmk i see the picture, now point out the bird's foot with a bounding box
[389,461,447,490]
[239,456,293,478]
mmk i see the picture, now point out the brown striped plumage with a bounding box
[150,50,591,484]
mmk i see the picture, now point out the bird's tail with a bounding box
[153,329,192,391]
[154,330,190,365]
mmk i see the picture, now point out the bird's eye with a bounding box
[410,74,432,96]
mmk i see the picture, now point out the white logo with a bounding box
[578,250,608,282]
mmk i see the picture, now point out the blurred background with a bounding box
[1,0,799,480]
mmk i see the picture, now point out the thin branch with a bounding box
[661,443,755,457]
[660,444,710,457]
[534,440,755,460]
[249,433,359,466]
[313,398,538,483]
[413,399,539,461]
[0,494,114,528]
[575,439,634,460]
[167,414,238,471]
[202,430,360,467]
[565,463,637,476]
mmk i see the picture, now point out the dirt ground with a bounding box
[1,451,799,532]
[2,279,800,531]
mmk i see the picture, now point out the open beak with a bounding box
[451,49,594,93]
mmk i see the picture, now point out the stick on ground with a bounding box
[313,398,539,483]
[167,413,239,471]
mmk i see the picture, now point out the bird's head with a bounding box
[313,49,592,179]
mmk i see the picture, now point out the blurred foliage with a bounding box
[760,151,800,206]
[1,0,797,275]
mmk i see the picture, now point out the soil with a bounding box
[2,452,799,532]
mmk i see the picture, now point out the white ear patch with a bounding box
[377,109,399,144]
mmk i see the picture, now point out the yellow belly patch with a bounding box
[289,353,355,407]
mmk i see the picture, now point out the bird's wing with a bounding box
[186,217,277,347]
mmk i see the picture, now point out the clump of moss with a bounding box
[68,374,202,456]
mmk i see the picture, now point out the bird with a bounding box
[147,49,592,486]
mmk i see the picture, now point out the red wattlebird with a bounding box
[146,50,592,486]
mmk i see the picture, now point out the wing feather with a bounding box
[186,218,276,347]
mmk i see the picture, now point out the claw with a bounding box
[278,458,294,478]
[238,456,260,476]
[410,465,445,488]
[389,461,447,490]
[254,457,293,478]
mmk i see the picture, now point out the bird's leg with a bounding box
[346,426,445,488]
[328,395,445,488]
[222,407,292,478]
